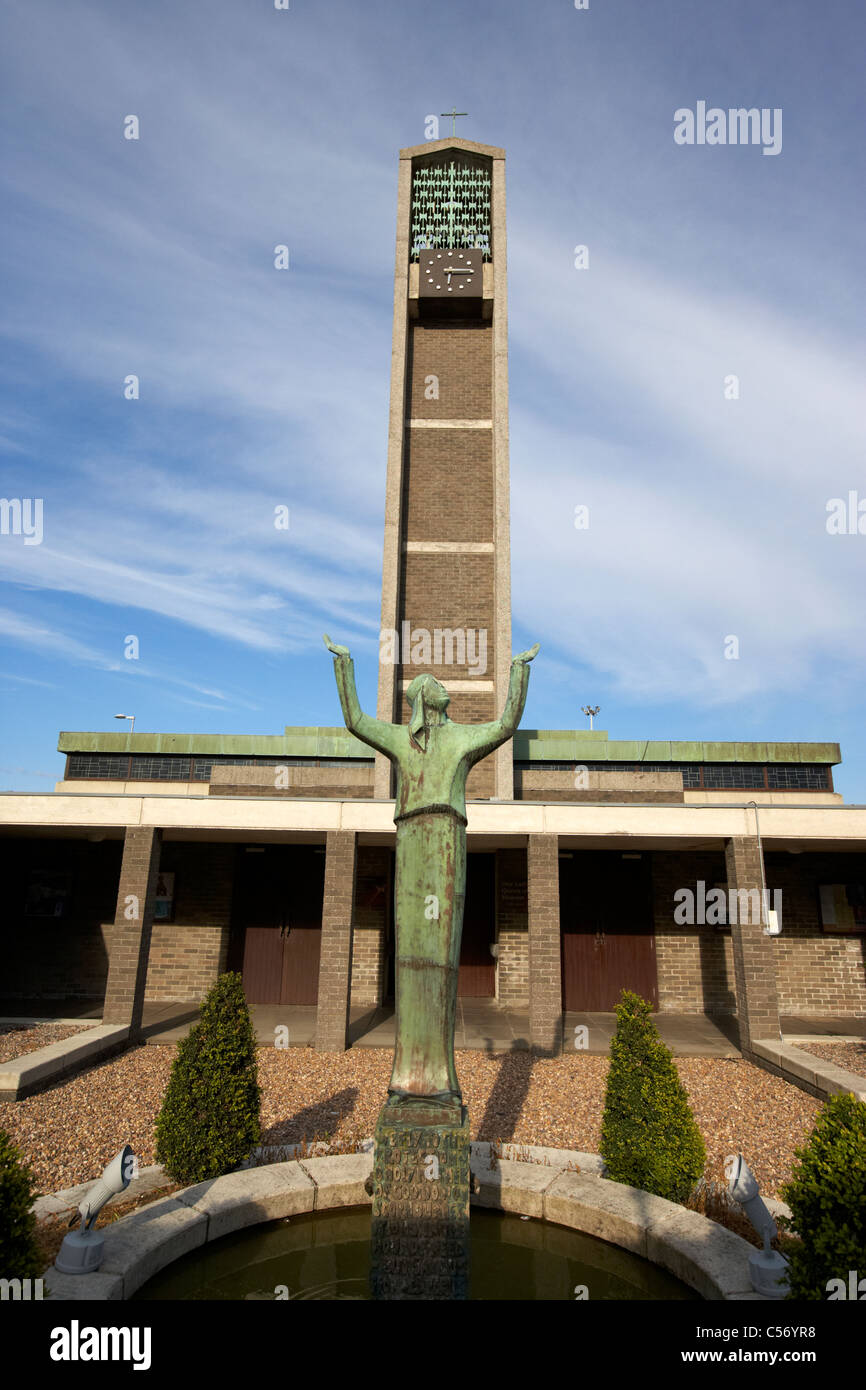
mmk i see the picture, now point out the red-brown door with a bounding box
[459,854,496,997]
[243,925,285,1004]
[240,846,324,1005]
[560,852,658,1010]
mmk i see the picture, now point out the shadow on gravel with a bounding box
[476,1050,534,1142]
[264,1086,360,1144]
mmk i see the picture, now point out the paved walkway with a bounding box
[2,999,863,1057]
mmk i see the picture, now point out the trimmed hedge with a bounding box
[155,972,262,1185]
[600,989,706,1204]
[0,1128,44,1281]
[779,1092,866,1301]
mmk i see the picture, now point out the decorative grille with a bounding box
[411,162,492,261]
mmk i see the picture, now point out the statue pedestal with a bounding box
[370,1097,470,1300]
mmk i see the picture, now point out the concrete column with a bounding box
[315,830,358,1052]
[490,144,512,803]
[725,835,780,1056]
[103,826,162,1037]
[528,833,562,1056]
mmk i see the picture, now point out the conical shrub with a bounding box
[600,989,706,1204]
[779,1092,866,1300]
[0,1128,44,1280]
[155,971,262,1185]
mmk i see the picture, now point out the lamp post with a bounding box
[114,713,135,736]
[581,705,600,731]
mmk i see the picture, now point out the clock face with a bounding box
[419,248,482,298]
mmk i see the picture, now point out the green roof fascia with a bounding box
[59,728,841,767]
[57,728,373,759]
[513,732,841,765]
[281,727,372,758]
[523,729,610,742]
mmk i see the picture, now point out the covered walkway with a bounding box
[7,997,862,1057]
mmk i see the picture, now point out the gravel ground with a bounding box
[0,1045,821,1200]
[0,1024,89,1065]
[797,1040,866,1079]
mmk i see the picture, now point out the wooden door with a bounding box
[459,854,496,997]
[560,852,658,1010]
[243,926,285,1004]
[280,850,324,1005]
[240,849,284,1005]
[239,846,323,1005]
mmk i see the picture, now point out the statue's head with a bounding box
[405,674,450,750]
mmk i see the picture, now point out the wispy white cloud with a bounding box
[0,671,57,688]
[0,606,262,711]
[1,0,864,781]
[505,224,865,705]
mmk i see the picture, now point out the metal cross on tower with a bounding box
[440,108,468,136]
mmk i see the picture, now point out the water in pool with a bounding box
[133,1207,701,1301]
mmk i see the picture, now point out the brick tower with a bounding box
[375,138,512,800]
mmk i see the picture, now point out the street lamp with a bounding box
[114,713,135,736]
[581,705,600,731]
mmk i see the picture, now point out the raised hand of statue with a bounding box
[512,642,540,664]
[323,633,351,659]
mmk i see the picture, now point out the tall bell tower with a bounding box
[375,138,513,800]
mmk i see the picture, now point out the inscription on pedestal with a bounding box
[370,1103,470,1300]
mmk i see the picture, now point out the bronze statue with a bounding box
[324,635,538,1108]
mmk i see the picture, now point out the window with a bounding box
[129,756,192,781]
[767,765,830,790]
[67,754,130,779]
[701,764,767,789]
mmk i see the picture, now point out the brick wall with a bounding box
[350,847,391,1005]
[653,850,735,1013]
[398,554,496,679]
[140,843,234,1002]
[0,838,121,998]
[725,836,781,1050]
[765,852,866,1015]
[209,765,374,798]
[402,433,493,542]
[397,315,498,799]
[496,848,528,1005]
[0,837,232,1007]
[517,768,684,803]
[103,825,162,1031]
[315,831,357,1051]
[528,834,563,1054]
[407,321,492,418]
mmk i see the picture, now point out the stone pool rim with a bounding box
[42,1148,769,1302]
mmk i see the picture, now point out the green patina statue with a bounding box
[324,635,538,1110]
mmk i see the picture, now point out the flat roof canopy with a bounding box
[2,793,865,853]
[57,729,842,766]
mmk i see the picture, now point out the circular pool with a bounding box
[132,1205,701,1301]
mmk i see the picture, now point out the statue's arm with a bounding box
[466,643,539,758]
[323,635,402,760]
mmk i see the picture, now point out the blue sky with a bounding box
[1,0,864,796]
